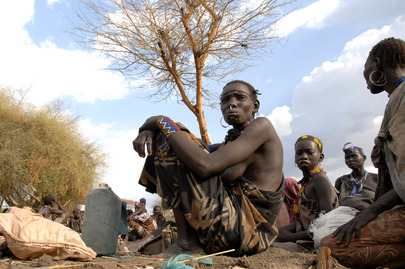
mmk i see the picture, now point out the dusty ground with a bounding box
[0,240,348,269]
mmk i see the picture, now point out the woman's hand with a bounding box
[138,115,164,133]
[332,210,378,246]
[133,130,157,157]
[275,231,295,242]
[133,116,165,157]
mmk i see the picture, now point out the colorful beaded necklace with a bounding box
[348,171,368,197]
[292,166,324,220]
[224,118,254,144]
[394,76,405,87]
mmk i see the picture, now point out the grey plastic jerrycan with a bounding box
[81,183,122,255]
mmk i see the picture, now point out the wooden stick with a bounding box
[179,248,235,263]
[49,264,82,268]
[27,186,41,203]
[316,246,331,269]
[63,199,70,207]
[119,263,153,267]
[138,257,165,261]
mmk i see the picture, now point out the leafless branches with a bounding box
[72,0,295,143]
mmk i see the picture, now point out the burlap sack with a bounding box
[0,206,96,261]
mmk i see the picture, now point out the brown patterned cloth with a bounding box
[321,204,405,268]
[138,125,284,256]
[296,180,338,232]
[335,173,377,209]
[322,83,405,268]
[371,82,405,202]
[128,215,157,239]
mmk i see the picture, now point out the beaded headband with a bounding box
[295,135,323,152]
[342,142,365,156]
[220,90,255,102]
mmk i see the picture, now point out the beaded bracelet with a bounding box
[157,117,181,139]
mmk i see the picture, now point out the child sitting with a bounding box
[67,208,83,233]
[274,135,338,252]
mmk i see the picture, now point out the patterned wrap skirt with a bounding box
[138,126,283,256]
[321,204,405,268]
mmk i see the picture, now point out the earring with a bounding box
[369,70,387,87]
[294,163,298,167]
[220,117,229,128]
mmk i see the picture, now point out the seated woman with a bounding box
[133,80,284,256]
[274,135,338,252]
[322,37,405,269]
[335,142,378,210]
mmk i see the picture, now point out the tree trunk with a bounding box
[194,57,211,145]
[197,109,210,145]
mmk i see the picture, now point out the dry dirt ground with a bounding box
[0,240,348,269]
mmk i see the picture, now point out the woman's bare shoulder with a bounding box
[250,117,279,137]
[312,172,332,187]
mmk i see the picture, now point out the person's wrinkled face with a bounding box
[363,55,385,94]
[344,149,365,170]
[220,83,257,126]
[295,140,323,173]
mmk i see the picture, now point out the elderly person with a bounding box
[322,37,405,268]
[334,142,378,210]
[133,80,284,256]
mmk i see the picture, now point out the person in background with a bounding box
[284,177,300,223]
[135,198,147,215]
[335,142,378,210]
[67,208,83,233]
[322,37,405,268]
[276,178,300,228]
[37,194,67,224]
[152,205,166,228]
[128,198,157,241]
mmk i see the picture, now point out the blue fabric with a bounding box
[160,254,213,269]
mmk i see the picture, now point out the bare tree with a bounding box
[73,0,295,144]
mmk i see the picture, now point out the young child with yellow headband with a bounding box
[274,135,338,252]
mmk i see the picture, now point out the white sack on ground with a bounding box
[309,206,359,249]
[0,207,96,261]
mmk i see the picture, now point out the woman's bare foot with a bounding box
[154,242,206,258]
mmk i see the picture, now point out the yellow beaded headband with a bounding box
[295,135,323,152]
